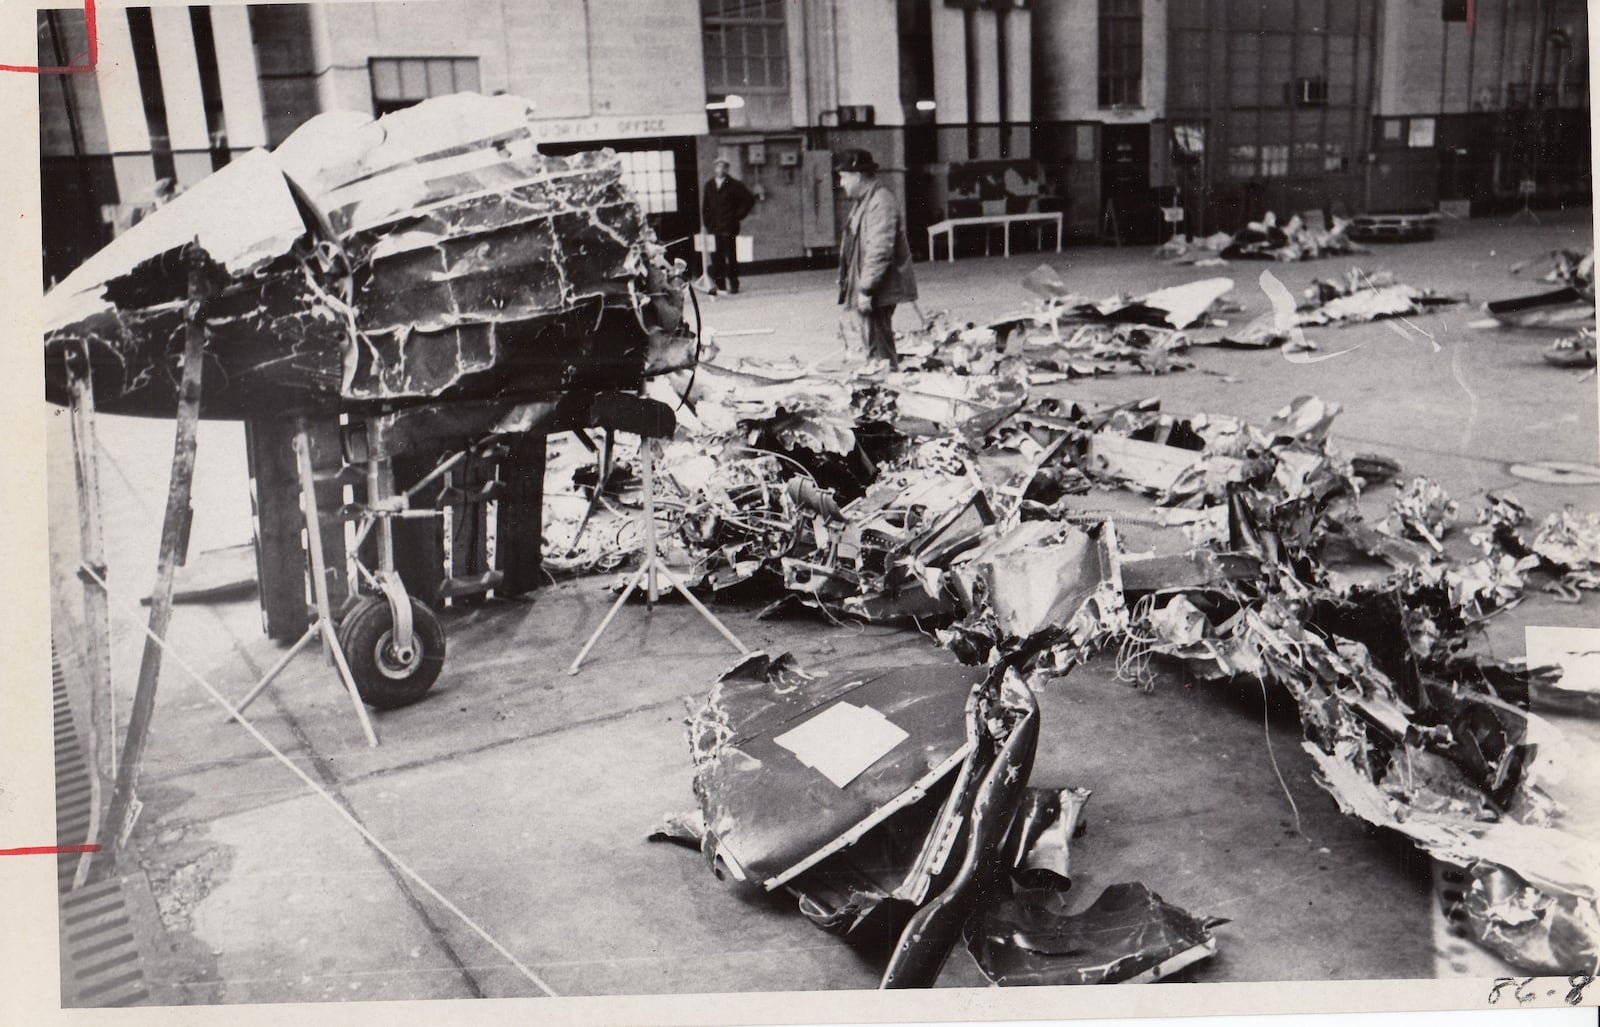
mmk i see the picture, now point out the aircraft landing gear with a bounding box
[336,415,452,710]
[337,591,444,710]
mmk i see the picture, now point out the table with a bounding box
[926,212,1064,263]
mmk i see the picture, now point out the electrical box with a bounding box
[778,150,799,168]
[837,105,876,126]
[747,142,767,165]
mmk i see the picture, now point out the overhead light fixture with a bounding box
[916,100,936,112]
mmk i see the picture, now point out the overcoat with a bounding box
[837,179,918,308]
[703,177,756,235]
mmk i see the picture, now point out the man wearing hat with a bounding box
[835,148,917,367]
[702,157,757,294]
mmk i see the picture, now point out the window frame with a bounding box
[1097,0,1143,109]
[701,0,789,99]
[369,56,482,117]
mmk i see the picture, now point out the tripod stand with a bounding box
[568,436,749,673]
[1510,178,1541,225]
[230,424,380,746]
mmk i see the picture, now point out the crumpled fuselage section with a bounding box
[41,95,694,420]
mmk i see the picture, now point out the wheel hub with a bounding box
[374,630,424,679]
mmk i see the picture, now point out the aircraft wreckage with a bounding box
[42,92,697,421]
[45,92,698,775]
[44,91,1599,985]
[615,284,1597,985]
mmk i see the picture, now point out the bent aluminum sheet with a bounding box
[952,521,1118,643]
[692,657,983,889]
[42,93,694,419]
[966,882,1223,986]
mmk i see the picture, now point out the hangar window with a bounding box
[617,150,679,216]
[1098,0,1143,108]
[369,57,482,116]
[702,1,789,96]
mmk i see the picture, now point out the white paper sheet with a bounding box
[773,702,909,788]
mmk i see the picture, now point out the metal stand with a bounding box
[1510,179,1541,225]
[693,229,719,294]
[227,424,379,748]
[569,438,749,674]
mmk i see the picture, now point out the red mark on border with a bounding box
[0,844,102,856]
[0,0,98,74]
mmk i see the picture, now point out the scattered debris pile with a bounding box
[902,270,1241,382]
[1511,248,1596,295]
[1542,326,1596,370]
[1222,211,1367,262]
[1294,268,1467,325]
[1153,231,1232,266]
[1484,249,1596,330]
[1157,211,1367,264]
[629,338,1598,980]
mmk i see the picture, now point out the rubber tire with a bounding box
[336,596,445,710]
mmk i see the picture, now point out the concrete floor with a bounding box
[42,209,1600,1005]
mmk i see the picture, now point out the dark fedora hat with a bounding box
[833,148,879,174]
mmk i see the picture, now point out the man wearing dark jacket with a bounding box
[702,158,756,294]
[835,148,918,367]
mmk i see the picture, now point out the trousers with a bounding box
[710,234,739,291]
[846,304,898,367]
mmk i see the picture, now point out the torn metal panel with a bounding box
[677,656,1045,988]
[949,521,1122,650]
[1322,513,1437,570]
[1452,863,1600,975]
[1263,395,1341,447]
[878,669,1041,988]
[1135,279,1238,330]
[1531,507,1600,571]
[1306,741,1600,974]
[1087,432,1247,498]
[1021,270,1236,331]
[965,883,1225,986]
[692,362,860,454]
[882,371,1028,443]
[1086,433,1207,493]
[688,655,982,888]
[841,475,995,576]
[1002,786,1091,891]
[1118,549,1263,595]
[43,94,695,420]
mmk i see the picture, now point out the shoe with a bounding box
[729,282,741,294]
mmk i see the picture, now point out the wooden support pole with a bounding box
[66,349,112,888]
[98,244,215,873]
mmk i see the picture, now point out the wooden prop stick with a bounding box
[66,347,111,889]
[99,244,215,873]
